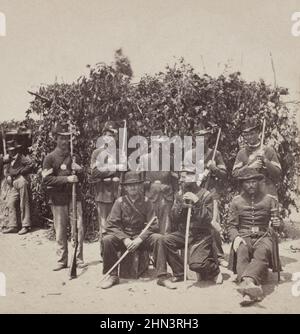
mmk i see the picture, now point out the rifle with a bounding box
[199,127,221,188]
[1,128,10,201]
[183,204,192,288]
[269,207,281,282]
[1,127,7,157]
[100,216,157,282]
[69,125,78,280]
[117,119,127,198]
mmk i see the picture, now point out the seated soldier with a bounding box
[156,167,223,289]
[100,171,164,289]
[227,167,281,306]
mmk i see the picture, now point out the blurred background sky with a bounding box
[0,0,300,121]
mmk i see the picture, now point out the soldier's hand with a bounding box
[207,160,217,171]
[183,192,199,204]
[124,238,133,249]
[127,237,143,252]
[233,236,246,252]
[6,175,12,186]
[67,175,79,183]
[256,149,266,163]
[3,154,10,162]
[248,159,263,170]
[211,219,222,232]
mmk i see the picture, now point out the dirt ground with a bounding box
[1,218,300,314]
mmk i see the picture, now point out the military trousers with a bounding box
[236,235,273,285]
[7,175,31,228]
[158,231,220,280]
[102,233,164,276]
[96,201,114,257]
[151,198,173,234]
[51,201,84,266]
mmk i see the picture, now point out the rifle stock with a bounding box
[184,205,192,288]
[69,125,78,280]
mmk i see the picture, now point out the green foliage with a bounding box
[23,58,299,239]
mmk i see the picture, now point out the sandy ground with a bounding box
[0,223,300,315]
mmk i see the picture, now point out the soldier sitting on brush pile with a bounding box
[227,167,281,306]
[100,171,165,289]
[156,167,223,289]
[2,140,34,235]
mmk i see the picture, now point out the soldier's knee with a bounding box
[162,234,174,248]
[237,243,249,256]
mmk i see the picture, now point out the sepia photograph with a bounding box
[0,0,300,317]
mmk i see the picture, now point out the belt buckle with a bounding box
[251,226,259,234]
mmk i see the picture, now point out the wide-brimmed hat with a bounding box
[121,171,144,185]
[7,140,22,152]
[52,122,71,136]
[179,165,198,182]
[237,167,264,181]
[242,118,260,134]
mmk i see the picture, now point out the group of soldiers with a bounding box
[0,117,282,306]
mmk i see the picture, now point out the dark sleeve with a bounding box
[227,199,240,241]
[213,151,227,179]
[232,150,247,178]
[171,193,187,228]
[19,155,35,175]
[192,191,213,225]
[9,155,35,177]
[90,149,117,180]
[105,199,130,241]
[42,154,69,187]
[265,147,281,180]
[140,199,158,241]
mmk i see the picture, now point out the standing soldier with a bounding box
[89,121,126,261]
[227,168,281,306]
[2,140,34,235]
[156,167,222,288]
[139,130,177,234]
[184,123,228,267]
[42,122,85,271]
[232,118,281,197]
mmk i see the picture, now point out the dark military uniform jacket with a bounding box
[227,191,278,242]
[227,191,280,274]
[106,195,158,241]
[232,145,281,196]
[139,152,177,203]
[184,148,227,199]
[42,147,82,205]
[89,147,121,203]
[6,153,34,180]
[171,187,213,234]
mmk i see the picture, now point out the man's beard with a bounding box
[183,182,198,193]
